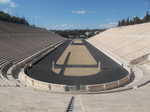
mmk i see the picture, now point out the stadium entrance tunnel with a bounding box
[22,39,133,92]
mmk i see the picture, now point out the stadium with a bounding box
[0,1,150,112]
[1,19,150,112]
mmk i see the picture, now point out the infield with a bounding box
[26,39,128,85]
[53,39,100,76]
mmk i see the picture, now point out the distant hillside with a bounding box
[0,11,29,26]
[52,29,105,39]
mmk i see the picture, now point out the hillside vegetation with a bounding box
[52,29,105,39]
[0,11,29,26]
[118,11,150,26]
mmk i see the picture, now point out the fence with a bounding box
[19,67,134,93]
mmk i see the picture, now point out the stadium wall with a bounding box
[18,63,133,93]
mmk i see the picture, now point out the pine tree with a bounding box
[126,18,130,25]
[143,11,150,23]
[117,11,150,27]
[118,21,121,26]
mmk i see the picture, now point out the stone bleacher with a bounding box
[87,22,150,63]
[87,22,150,90]
[0,21,65,65]
[0,20,65,86]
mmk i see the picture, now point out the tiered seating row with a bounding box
[88,23,150,63]
[0,21,65,64]
[0,20,65,84]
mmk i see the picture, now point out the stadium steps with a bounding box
[0,59,26,87]
[66,96,75,112]
[115,64,150,89]
[0,70,21,87]
[0,20,65,88]
[0,80,21,87]
[87,23,150,63]
[137,64,150,87]
[0,67,24,88]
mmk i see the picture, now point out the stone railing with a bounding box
[19,69,66,92]
[87,73,133,92]
[19,66,134,93]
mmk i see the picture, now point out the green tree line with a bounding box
[118,11,150,26]
[53,29,105,39]
[0,11,29,26]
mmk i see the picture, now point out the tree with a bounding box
[118,21,121,26]
[0,11,29,26]
[126,17,130,25]
[143,11,150,23]
[118,11,150,27]
[133,16,142,24]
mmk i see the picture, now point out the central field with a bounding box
[53,39,100,76]
[26,39,128,85]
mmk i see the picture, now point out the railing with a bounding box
[66,96,75,112]
[87,72,134,92]
[19,67,134,93]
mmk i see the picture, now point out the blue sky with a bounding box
[0,0,150,29]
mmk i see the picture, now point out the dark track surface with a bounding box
[26,40,128,85]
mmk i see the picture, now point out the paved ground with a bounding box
[0,81,150,112]
[0,87,72,112]
[26,39,128,85]
[76,83,150,112]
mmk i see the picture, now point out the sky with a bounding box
[0,0,150,30]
